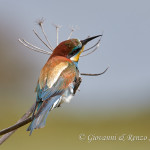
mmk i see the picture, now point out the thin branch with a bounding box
[52,24,61,46]
[81,67,109,76]
[67,27,75,40]
[40,23,54,50]
[80,43,100,57]
[0,103,36,145]
[20,38,51,54]
[18,39,51,55]
[56,26,59,46]
[22,39,50,53]
[0,118,32,136]
[33,29,53,51]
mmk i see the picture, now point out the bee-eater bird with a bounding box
[27,35,101,134]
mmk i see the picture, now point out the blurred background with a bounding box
[0,0,150,149]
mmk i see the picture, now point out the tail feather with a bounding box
[27,96,60,135]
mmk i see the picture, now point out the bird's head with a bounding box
[50,35,101,62]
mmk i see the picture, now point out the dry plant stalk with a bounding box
[0,19,108,145]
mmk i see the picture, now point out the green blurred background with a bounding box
[0,0,150,149]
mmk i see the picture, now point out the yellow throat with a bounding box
[70,46,85,62]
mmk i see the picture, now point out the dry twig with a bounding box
[37,20,54,51]
[33,29,53,51]
[0,21,107,145]
[80,43,100,57]
[67,26,76,40]
[81,67,109,76]
[0,103,36,145]
[18,39,51,55]
[52,24,61,46]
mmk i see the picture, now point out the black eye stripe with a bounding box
[71,47,81,55]
[67,46,82,58]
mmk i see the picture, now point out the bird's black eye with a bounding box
[71,47,81,55]
[68,46,81,58]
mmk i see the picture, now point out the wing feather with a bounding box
[36,57,76,102]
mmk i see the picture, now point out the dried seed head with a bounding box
[36,17,45,27]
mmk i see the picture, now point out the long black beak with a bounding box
[80,35,102,46]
